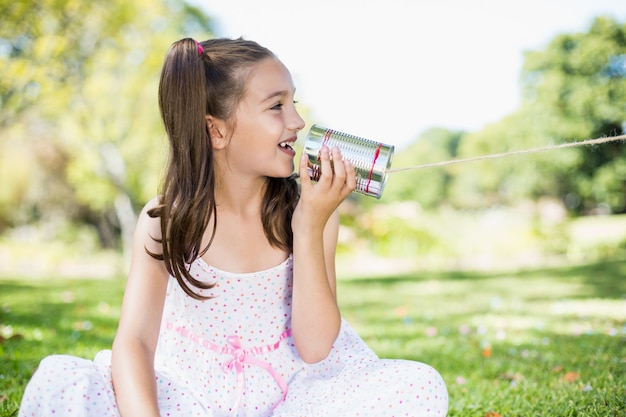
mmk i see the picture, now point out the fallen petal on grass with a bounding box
[562,371,580,383]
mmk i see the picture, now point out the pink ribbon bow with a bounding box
[222,331,290,415]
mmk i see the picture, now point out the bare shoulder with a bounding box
[115,196,169,350]
[134,196,164,256]
[125,195,169,298]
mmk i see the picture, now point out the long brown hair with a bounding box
[148,37,299,299]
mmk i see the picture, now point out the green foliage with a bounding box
[385,127,463,208]
[337,205,626,275]
[449,108,582,208]
[2,6,626,258]
[522,17,626,132]
[384,16,626,213]
[520,16,626,213]
[0,0,214,246]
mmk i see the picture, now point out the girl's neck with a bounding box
[214,174,267,217]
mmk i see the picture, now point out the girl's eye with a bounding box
[271,100,297,110]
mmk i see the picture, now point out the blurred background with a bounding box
[2,2,626,415]
[1,0,626,277]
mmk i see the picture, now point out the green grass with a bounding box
[0,278,124,416]
[1,259,625,416]
[337,259,626,416]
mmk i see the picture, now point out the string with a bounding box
[386,134,626,174]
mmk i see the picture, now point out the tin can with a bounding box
[303,125,394,199]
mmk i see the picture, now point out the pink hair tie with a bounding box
[195,40,203,56]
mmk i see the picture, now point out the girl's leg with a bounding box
[18,352,214,417]
[18,354,119,417]
[276,358,448,417]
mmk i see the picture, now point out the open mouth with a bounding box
[278,140,295,152]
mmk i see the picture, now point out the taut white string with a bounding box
[386,134,626,173]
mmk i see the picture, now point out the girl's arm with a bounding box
[291,146,356,363]
[111,198,169,417]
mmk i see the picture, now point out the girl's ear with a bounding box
[206,115,229,149]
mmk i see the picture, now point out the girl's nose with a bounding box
[290,109,305,132]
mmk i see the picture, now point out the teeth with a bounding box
[279,142,293,150]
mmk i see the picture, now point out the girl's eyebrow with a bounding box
[262,88,296,102]
[263,91,286,102]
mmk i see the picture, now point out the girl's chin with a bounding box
[271,165,295,179]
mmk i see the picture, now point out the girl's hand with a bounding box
[293,146,356,234]
[290,146,355,362]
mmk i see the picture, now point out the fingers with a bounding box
[317,146,333,187]
[343,157,356,196]
[298,152,311,187]
[295,146,356,230]
[330,147,357,197]
[315,146,356,197]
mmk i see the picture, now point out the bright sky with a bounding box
[192,0,625,148]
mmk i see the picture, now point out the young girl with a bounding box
[19,37,448,417]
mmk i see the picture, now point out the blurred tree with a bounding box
[450,107,580,209]
[448,16,626,212]
[384,127,463,209]
[0,0,213,256]
[519,16,626,213]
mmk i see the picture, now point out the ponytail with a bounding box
[150,38,216,298]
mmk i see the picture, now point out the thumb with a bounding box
[298,152,312,188]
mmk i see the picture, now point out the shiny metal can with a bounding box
[303,125,394,199]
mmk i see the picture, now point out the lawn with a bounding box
[338,258,626,416]
[1,257,625,416]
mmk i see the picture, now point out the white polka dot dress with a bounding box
[19,255,448,416]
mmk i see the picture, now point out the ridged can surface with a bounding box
[303,125,394,199]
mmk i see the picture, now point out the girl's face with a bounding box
[221,57,305,179]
